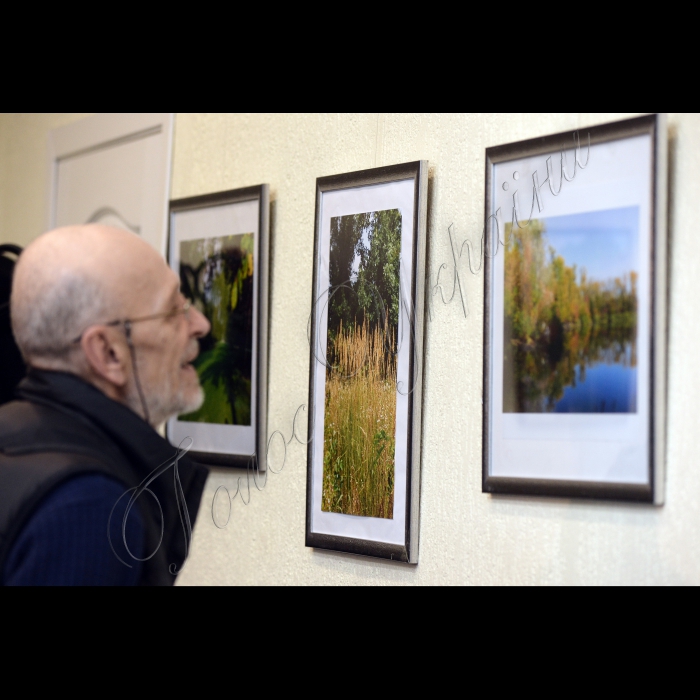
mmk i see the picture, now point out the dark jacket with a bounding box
[0,369,209,585]
[0,244,25,406]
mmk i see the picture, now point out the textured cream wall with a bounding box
[2,113,698,584]
[0,113,93,247]
[169,113,700,586]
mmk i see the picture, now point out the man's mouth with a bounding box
[181,346,199,370]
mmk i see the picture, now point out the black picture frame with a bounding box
[305,161,428,562]
[483,114,667,503]
[166,185,270,470]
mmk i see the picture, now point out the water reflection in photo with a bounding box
[503,207,639,414]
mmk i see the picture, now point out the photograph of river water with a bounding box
[503,206,639,414]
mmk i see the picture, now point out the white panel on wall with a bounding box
[48,113,173,255]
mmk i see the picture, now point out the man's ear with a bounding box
[80,326,129,387]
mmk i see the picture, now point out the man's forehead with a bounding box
[133,262,179,310]
[164,271,181,300]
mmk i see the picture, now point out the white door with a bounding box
[48,113,173,255]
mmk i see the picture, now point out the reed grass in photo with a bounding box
[503,207,639,413]
[179,233,254,425]
[322,210,401,519]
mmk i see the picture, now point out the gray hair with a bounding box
[11,269,110,363]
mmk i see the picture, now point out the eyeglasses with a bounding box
[72,299,192,344]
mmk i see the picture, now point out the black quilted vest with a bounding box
[0,369,208,585]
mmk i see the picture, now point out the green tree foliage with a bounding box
[328,209,401,344]
[504,221,637,344]
[179,234,254,425]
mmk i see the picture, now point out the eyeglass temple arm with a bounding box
[72,319,124,344]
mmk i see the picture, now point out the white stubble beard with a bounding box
[147,372,204,427]
[126,342,205,427]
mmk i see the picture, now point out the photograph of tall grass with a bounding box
[179,233,254,425]
[504,206,639,413]
[322,209,401,519]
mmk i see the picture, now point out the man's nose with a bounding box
[190,306,211,338]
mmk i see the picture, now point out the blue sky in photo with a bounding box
[540,206,639,283]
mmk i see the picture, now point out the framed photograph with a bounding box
[306,161,428,562]
[167,185,270,470]
[483,114,667,503]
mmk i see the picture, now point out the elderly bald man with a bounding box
[0,225,211,585]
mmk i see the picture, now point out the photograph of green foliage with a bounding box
[179,233,254,425]
[322,209,401,519]
[504,206,639,414]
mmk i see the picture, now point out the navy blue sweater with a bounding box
[3,474,145,586]
[0,370,208,585]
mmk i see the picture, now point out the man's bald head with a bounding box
[11,225,167,367]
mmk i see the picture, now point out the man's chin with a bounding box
[150,386,205,426]
[129,376,205,427]
[175,385,205,418]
